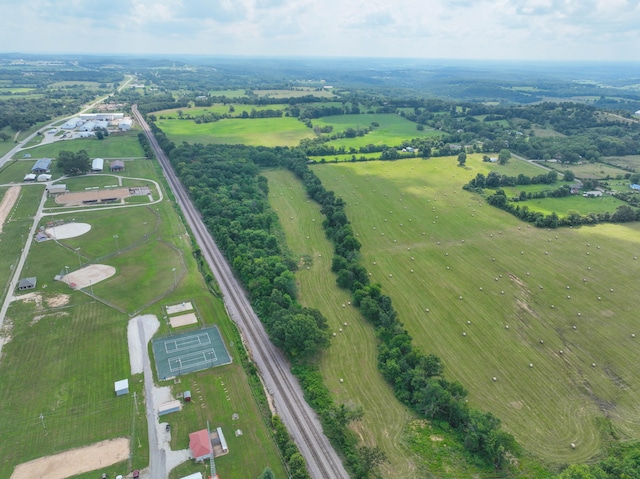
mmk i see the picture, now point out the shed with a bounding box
[32,158,52,173]
[47,184,67,195]
[23,153,31,158]
[37,174,52,182]
[216,427,228,454]
[17,277,37,291]
[92,158,104,172]
[79,121,96,132]
[183,390,191,402]
[631,184,640,191]
[110,160,125,172]
[114,379,129,396]
[24,174,36,182]
[158,400,182,416]
[189,429,213,462]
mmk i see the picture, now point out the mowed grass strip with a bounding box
[156,117,314,147]
[263,168,418,478]
[313,156,640,464]
[24,132,146,159]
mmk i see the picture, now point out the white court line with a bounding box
[168,348,217,372]
[164,333,211,353]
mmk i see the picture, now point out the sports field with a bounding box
[309,155,640,464]
[152,327,232,380]
[156,117,314,147]
[23,132,145,159]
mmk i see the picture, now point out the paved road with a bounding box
[133,105,349,479]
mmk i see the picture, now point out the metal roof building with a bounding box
[18,277,37,291]
[92,158,104,172]
[31,158,52,173]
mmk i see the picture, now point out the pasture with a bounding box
[311,155,640,464]
[23,132,146,159]
[156,117,314,147]
[155,104,288,119]
[604,155,640,171]
[313,113,442,149]
[254,88,335,98]
[264,169,419,479]
[543,161,629,179]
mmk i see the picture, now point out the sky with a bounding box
[2,0,640,61]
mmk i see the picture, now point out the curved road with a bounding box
[132,105,348,479]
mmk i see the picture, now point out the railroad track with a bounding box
[133,106,348,479]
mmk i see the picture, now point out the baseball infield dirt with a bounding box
[10,438,129,479]
[0,186,21,235]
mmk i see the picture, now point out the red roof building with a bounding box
[189,429,213,462]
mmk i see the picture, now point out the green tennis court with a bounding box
[152,326,232,380]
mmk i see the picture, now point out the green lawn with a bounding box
[22,132,146,159]
[315,113,442,150]
[156,117,315,147]
[155,104,288,119]
[312,155,640,465]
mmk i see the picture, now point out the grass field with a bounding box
[22,132,146,159]
[311,155,640,464]
[210,89,247,98]
[264,169,419,478]
[1,156,287,478]
[603,155,640,171]
[543,161,630,179]
[155,104,288,119]
[314,113,442,149]
[156,117,315,147]
[254,88,335,98]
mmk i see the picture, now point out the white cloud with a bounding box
[1,0,640,60]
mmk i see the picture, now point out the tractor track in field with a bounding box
[133,105,348,479]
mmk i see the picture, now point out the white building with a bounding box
[91,158,104,172]
[79,121,97,132]
[80,113,124,121]
[119,118,133,131]
[61,117,82,129]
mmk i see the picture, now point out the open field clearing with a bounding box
[254,88,335,98]
[542,161,630,179]
[603,155,640,171]
[308,153,382,162]
[23,132,145,159]
[157,117,314,147]
[209,89,247,98]
[155,104,288,118]
[312,155,640,464]
[264,168,419,478]
[314,113,442,149]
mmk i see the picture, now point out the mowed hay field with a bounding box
[312,156,640,464]
[156,117,314,147]
[264,169,418,478]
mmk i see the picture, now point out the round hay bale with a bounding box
[437,241,440,245]
[577,312,581,317]
[459,296,463,300]
[389,274,393,277]
[373,261,377,265]
[573,325,577,330]
[567,295,571,299]
[559,350,564,354]
[344,322,348,326]
[340,378,344,383]
[425,308,430,312]
[610,288,614,292]
[333,332,337,337]
[505,325,509,329]
[445,252,449,256]
[597,296,601,300]
[566,286,570,289]
[347,301,351,305]
[411,269,414,273]
[501,290,505,294]
[411,257,414,260]
[632,334,636,338]
[588,266,591,270]
[479,287,483,291]
[446,266,450,270]
[339,328,343,332]
[592,363,596,367]
[526,272,530,275]
[529,363,534,368]
[492,377,497,382]
[571,443,576,449]
[540,339,544,344]
[462,332,467,336]
[342,304,346,308]
[551,304,555,308]
[467,320,471,325]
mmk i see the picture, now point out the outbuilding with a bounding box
[110,160,125,172]
[37,174,52,182]
[158,400,182,416]
[216,427,228,454]
[119,118,133,131]
[32,158,52,173]
[189,429,213,462]
[17,277,37,291]
[91,158,104,172]
[47,184,67,196]
[24,174,36,182]
[178,473,203,479]
[114,379,129,396]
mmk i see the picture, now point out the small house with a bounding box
[17,277,37,291]
[189,429,213,462]
[114,379,129,396]
[110,160,125,172]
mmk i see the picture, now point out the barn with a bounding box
[158,400,182,416]
[119,118,133,131]
[114,379,129,396]
[47,184,67,196]
[92,158,104,172]
[110,160,125,172]
[32,158,52,174]
[17,277,37,291]
[189,429,213,462]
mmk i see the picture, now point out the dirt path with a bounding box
[0,186,21,235]
[10,438,129,479]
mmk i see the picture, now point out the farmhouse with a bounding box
[110,160,125,172]
[31,158,52,173]
[189,429,213,462]
[17,277,37,291]
[92,158,104,172]
[114,379,129,396]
